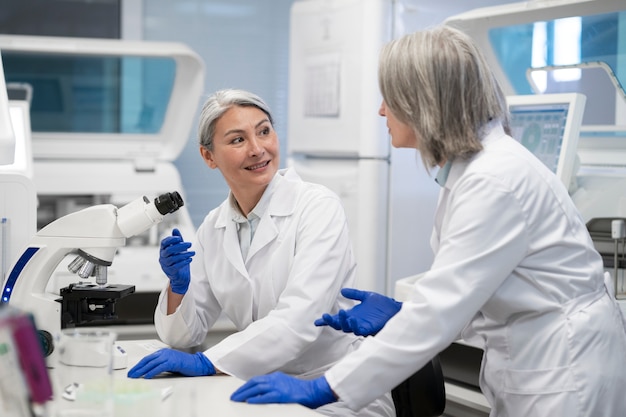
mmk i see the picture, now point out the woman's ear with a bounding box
[199,146,218,169]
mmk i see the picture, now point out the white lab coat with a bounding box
[326,122,626,416]
[155,168,395,417]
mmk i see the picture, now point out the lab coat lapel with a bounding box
[430,160,466,253]
[215,200,249,278]
[246,170,298,260]
[431,189,447,253]
[430,122,505,253]
[246,213,278,260]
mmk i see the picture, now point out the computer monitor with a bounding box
[507,93,586,192]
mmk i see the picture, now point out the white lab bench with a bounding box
[46,339,321,417]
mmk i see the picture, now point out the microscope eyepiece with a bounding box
[117,191,184,238]
[154,191,184,215]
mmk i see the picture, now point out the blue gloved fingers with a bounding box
[159,251,193,294]
[137,349,176,378]
[127,349,215,379]
[127,356,152,378]
[127,350,170,379]
[347,316,371,336]
[140,361,172,379]
[314,313,342,330]
[160,234,183,249]
[332,290,403,336]
[160,240,192,255]
[340,287,370,302]
[159,229,194,295]
[160,230,187,250]
[160,241,193,259]
[160,228,191,253]
[246,390,286,404]
[337,310,356,333]
[313,317,326,327]
[231,373,335,409]
[159,250,194,269]
[230,377,271,402]
[163,228,184,244]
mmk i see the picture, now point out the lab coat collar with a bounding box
[435,161,453,187]
[266,167,301,216]
[214,168,300,229]
[443,121,506,191]
[245,168,302,259]
[214,168,302,271]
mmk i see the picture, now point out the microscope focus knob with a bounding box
[38,329,54,357]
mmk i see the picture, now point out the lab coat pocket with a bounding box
[503,365,576,394]
[499,366,578,416]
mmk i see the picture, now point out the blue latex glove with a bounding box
[127,348,215,379]
[314,288,402,336]
[160,228,195,294]
[231,372,336,409]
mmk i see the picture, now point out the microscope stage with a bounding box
[60,283,136,300]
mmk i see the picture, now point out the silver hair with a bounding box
[378,25,510,168]
[198,89,274,150]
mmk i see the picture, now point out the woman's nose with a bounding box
[378,101,386,117]
[248,137,263,156]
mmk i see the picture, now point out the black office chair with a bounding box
[391,355,446,417]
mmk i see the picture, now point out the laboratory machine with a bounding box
[394,1,626,416]
[506,92,586,193]
[0,34,205,338]
[0,51,38,317]
[0,53,14,164]
[1,191,183,368]
[1,192,183,326]
[287,0,393,294]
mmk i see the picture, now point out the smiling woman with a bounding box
[139,0,297,228]
[198,93,280,216]
[127,88,396,417]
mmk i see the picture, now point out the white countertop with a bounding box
[47,339,322,417]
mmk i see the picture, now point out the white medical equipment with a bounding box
[0,100,34,179]
[0,35,204,336]
[1,192,183,367]
[506,93,586,193]
[0,100,37,298]
[0,49,38,302]
[0,55,15,165]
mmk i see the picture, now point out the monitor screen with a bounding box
[2,52,175,135]
[507,93,586,192]
[509,102,569,173]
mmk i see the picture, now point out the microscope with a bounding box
[0,191,184,365]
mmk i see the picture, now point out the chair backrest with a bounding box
[391,355,446,417]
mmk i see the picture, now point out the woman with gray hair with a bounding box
[128,88,395,417]
[231,25,626,416]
